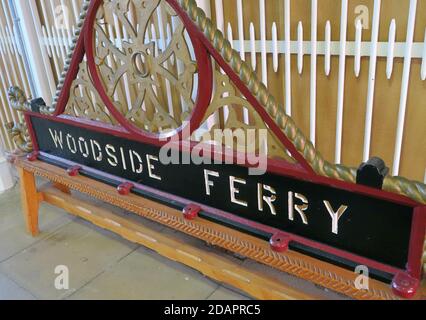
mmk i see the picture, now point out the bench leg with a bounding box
[18,167,40,236]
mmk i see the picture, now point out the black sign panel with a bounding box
[29,116,414,271]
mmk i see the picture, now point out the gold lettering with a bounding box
[323,200,348,235]
[146,154,162,181]
[288,192,309,224]
[204,170,219,196]
[257,183,277,215]
[230,176,248,207]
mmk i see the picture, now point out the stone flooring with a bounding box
[0,178,345,300]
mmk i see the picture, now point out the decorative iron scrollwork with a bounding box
[93,0,198,133]
[6,87,32,153]
[64,61,116,124]
[194,70,295,163]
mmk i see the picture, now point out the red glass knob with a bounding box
[269,233,291,253]
[67,165,82,177]
[117,182,134,196]
[183,204,201,220]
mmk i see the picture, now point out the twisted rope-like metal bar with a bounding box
[178,0,426,205]
[49,0,91,114]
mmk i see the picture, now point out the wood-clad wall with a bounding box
[218,0,425,182]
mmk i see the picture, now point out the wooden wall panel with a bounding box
[218,0,425,182]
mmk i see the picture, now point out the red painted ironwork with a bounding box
[407,206,426,280]
[26,151,40,162]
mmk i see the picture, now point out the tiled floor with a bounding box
[0,179,345,300]
[0,182,251,300]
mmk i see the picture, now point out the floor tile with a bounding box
[0,218,138,299]
[68,246,218,300]
[0,272,35,300]
[207,286,250,300]
[0,184,74,262]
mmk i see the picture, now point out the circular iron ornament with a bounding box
[84,0,213,143]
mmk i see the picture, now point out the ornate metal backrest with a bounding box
[7,0,426,296]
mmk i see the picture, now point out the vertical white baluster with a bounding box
[354,20,362,77]
[43,27,60,80]
[157,6,174,118]
[172,17,186,113]
[284,0,292,115]
[42,27,52,58]
[237,0,245,60]
[249,23,256,70]
[259,0,267,86]
[47,0,66,54]
[236,0,249,123]
[297,21,304,74]
[113,12,132,110]
[335,0,348,164]
[151,24,159,56]
[310,0,317,145]
[272,22,278,72]
[386,19,396,79]
[6,26,30,96]
[215,0,224,33]
[39,0,60,77]
[421,28,426,80]
[227,23,234,49]
[51,26,66,63]
[106,24,119,104]
[166,23,174,65]
[392,0,417,176]
[48,26,60,60]
[214,0,228,120]
[71,0,80,25]
[362,0,381,162]
[325,21,331,76]
[60,0,72,46]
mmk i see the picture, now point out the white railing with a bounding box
[211,0,426,181]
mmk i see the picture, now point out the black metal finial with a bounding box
[30,97,46,113]
[356,157,389,189]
